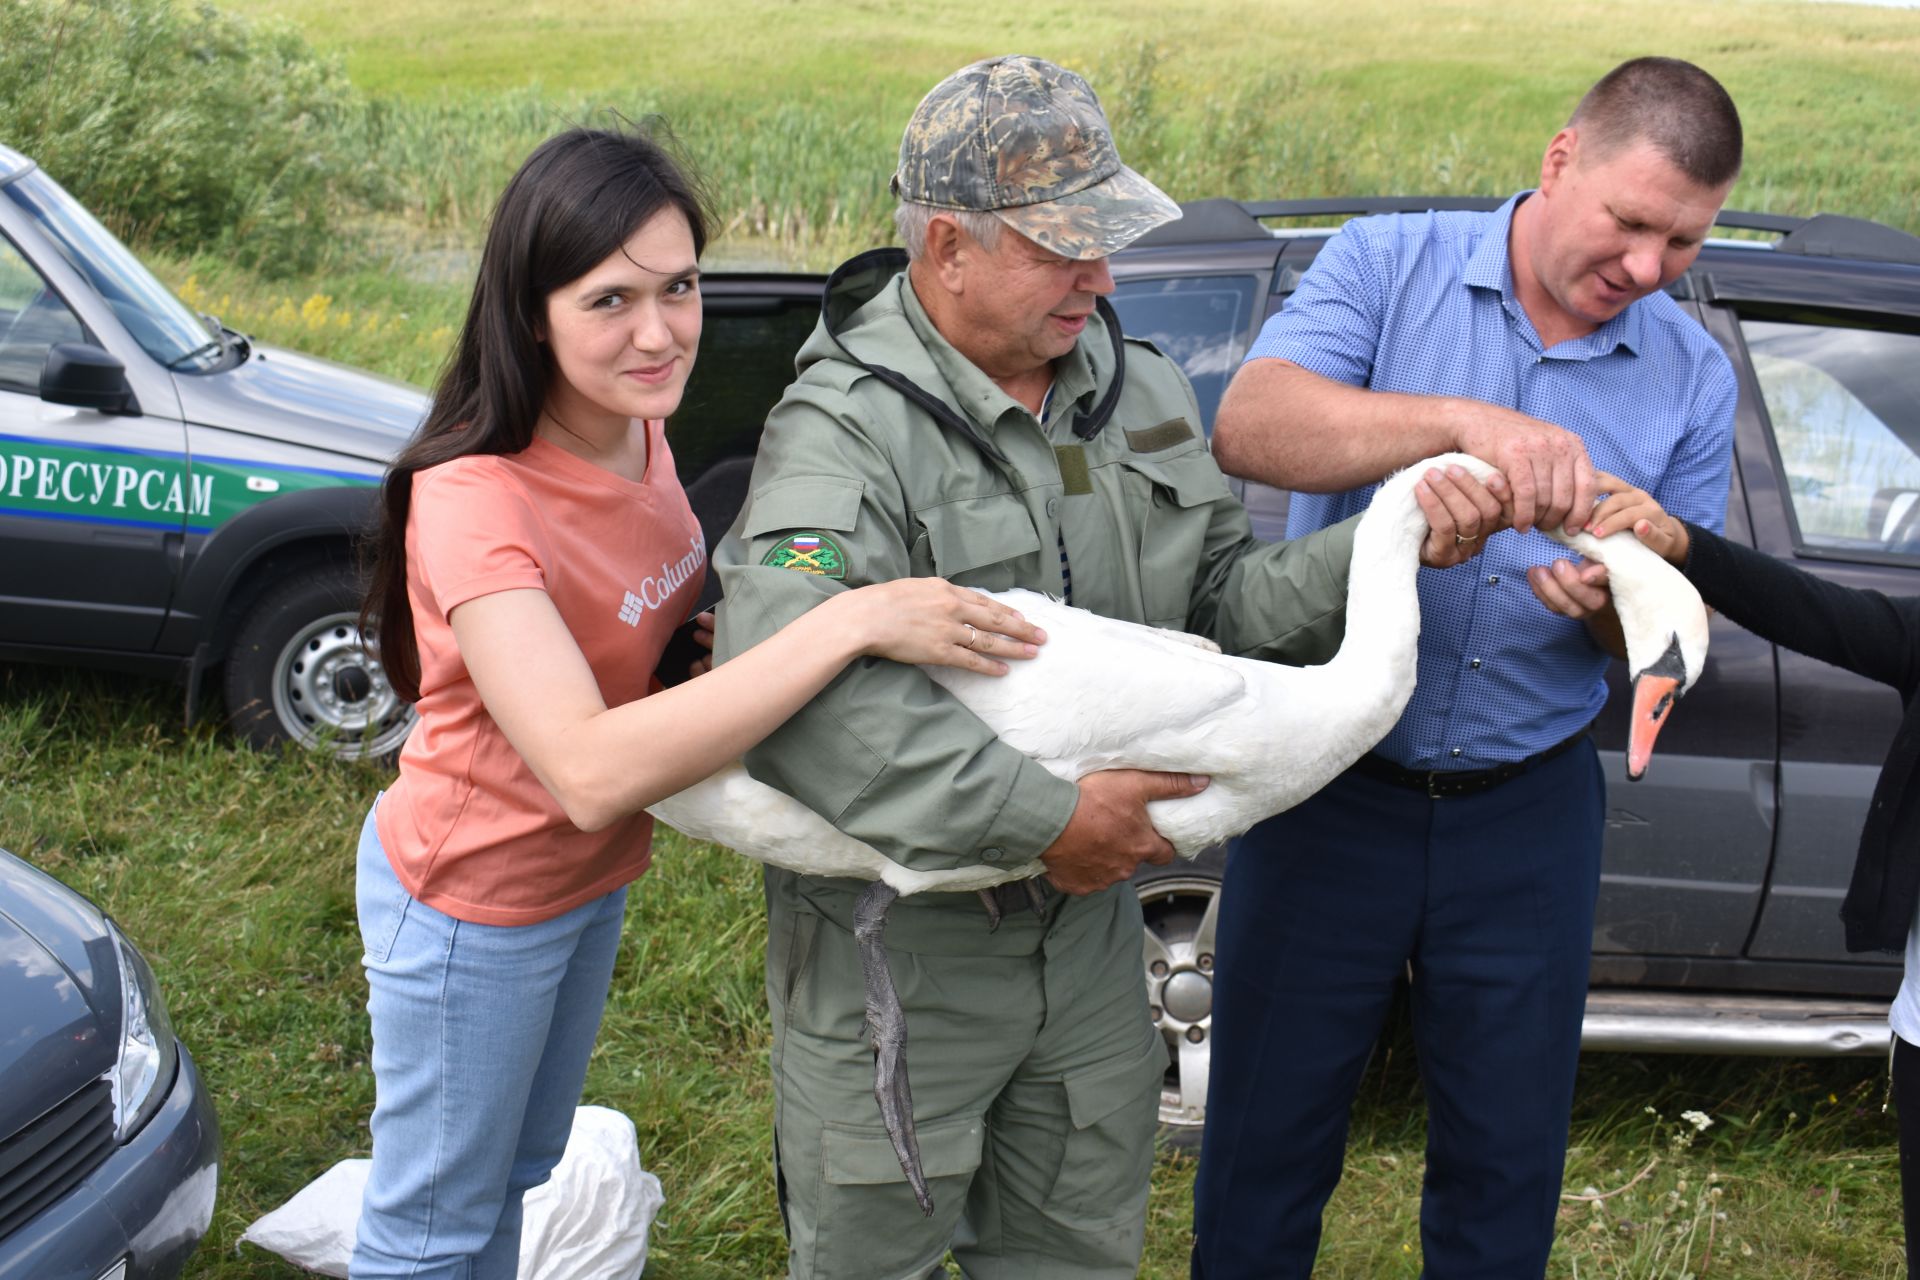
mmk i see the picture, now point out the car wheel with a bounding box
[224,565,414,760]
[1137,859,1222,1149]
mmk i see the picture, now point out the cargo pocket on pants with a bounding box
[1043,1037,1167,1226]
[811,1112,985,1270]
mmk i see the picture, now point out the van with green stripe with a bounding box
[0,144,424,756]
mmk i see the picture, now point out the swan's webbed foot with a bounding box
[977,887,1003,933]
[852,879,932,1216]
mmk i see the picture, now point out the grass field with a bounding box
[8,0,1920,1273]
[2,665,1909,1277]
[220,0,1920,258]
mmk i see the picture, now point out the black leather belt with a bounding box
[1351,730,1589,799]
[986,876,1057,917]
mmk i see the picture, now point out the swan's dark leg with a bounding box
[977,887,1003,932]
[853,879,931,1215]
[1023,877,1048,918]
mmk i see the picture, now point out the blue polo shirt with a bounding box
[1253,193,1737,770]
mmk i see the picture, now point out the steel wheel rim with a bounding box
[1139,873,1220,1134]
[269,609,413,758]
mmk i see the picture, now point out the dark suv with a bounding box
[669,198,1920,1138]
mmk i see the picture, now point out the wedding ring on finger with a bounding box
[1454,531,1480,547]
[962,622,981,650]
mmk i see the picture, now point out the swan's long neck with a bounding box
[1550,526,1686,680]
[1328,452,1497,678]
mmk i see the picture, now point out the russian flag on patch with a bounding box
[792,536,822,551]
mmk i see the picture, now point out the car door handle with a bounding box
[1749,761,1777,831]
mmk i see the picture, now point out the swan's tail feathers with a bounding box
[1626,634,1688,780]
[853,880,932,1216]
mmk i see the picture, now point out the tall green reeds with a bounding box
[0,0,375,275]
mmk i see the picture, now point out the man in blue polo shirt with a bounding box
[1191,58,1743,1278]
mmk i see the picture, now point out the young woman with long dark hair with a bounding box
[350,126,1041,1279]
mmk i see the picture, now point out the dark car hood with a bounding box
[173,341,429,466]
[0,852,117,1137]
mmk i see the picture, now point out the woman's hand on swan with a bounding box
[1583,472,1691,566]
[1415,464,1511,568]
[1529,472,1692,624]
[1040,769,1211,895]
[831,578,1046,675]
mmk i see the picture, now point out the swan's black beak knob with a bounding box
[1627,634,1689,780]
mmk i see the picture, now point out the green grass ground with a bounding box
[1,664,1907,1277]
[218,0,1920,257]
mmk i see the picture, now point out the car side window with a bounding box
[668,297,820,482]
[1742,317,1920,558]
[1109,274,1258,432]
[0,235,83,392]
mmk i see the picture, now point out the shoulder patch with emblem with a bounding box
[762,532,849,578]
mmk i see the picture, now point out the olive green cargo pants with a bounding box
[763,867,1167,1280]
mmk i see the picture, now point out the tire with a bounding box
[223,565,414,760]
[1134,844,1226,1150]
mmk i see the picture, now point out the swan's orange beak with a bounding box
[1626,672,1682,781]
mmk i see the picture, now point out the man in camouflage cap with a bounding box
[714,53,1491,1278]
[890,54,1181,260]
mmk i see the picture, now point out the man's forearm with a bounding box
[1213,358,1599,536]
[1212,358,1469,492]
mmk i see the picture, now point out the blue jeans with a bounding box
[1193,741,1604,1279]
[351,802,628,1280]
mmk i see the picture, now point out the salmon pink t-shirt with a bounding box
[375,423,705,925]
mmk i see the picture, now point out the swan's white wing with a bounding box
[652,590,1249,893]
[648,764,1046,894]
[648,763,875,879]
[925,593,1248,766]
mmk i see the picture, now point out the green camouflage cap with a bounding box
[891,55,1181,260]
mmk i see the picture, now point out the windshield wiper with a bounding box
[165,338,223,369]
[165,313,229,369]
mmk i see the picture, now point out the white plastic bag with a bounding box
[241,1105,665,1278]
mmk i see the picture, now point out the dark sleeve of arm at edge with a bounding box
[1682,520,1920,697]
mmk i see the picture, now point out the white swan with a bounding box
[646,450,1710,1215]
[650,451,1709,890]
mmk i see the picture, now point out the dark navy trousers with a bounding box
[1191,740,1604,1279]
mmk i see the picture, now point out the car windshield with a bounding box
[1,168,215,368]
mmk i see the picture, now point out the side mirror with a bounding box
[1871,486,1920,546]
[41,342,139,415]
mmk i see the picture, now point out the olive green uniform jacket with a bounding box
[713,251,1359,1275]
[714,253,1359,874]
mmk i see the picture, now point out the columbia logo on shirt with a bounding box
[616,533,707,627]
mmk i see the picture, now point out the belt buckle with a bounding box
[1426,771,1444,800]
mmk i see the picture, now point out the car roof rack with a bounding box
[1135,196,1920,267]
[1773,214,1920,266]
